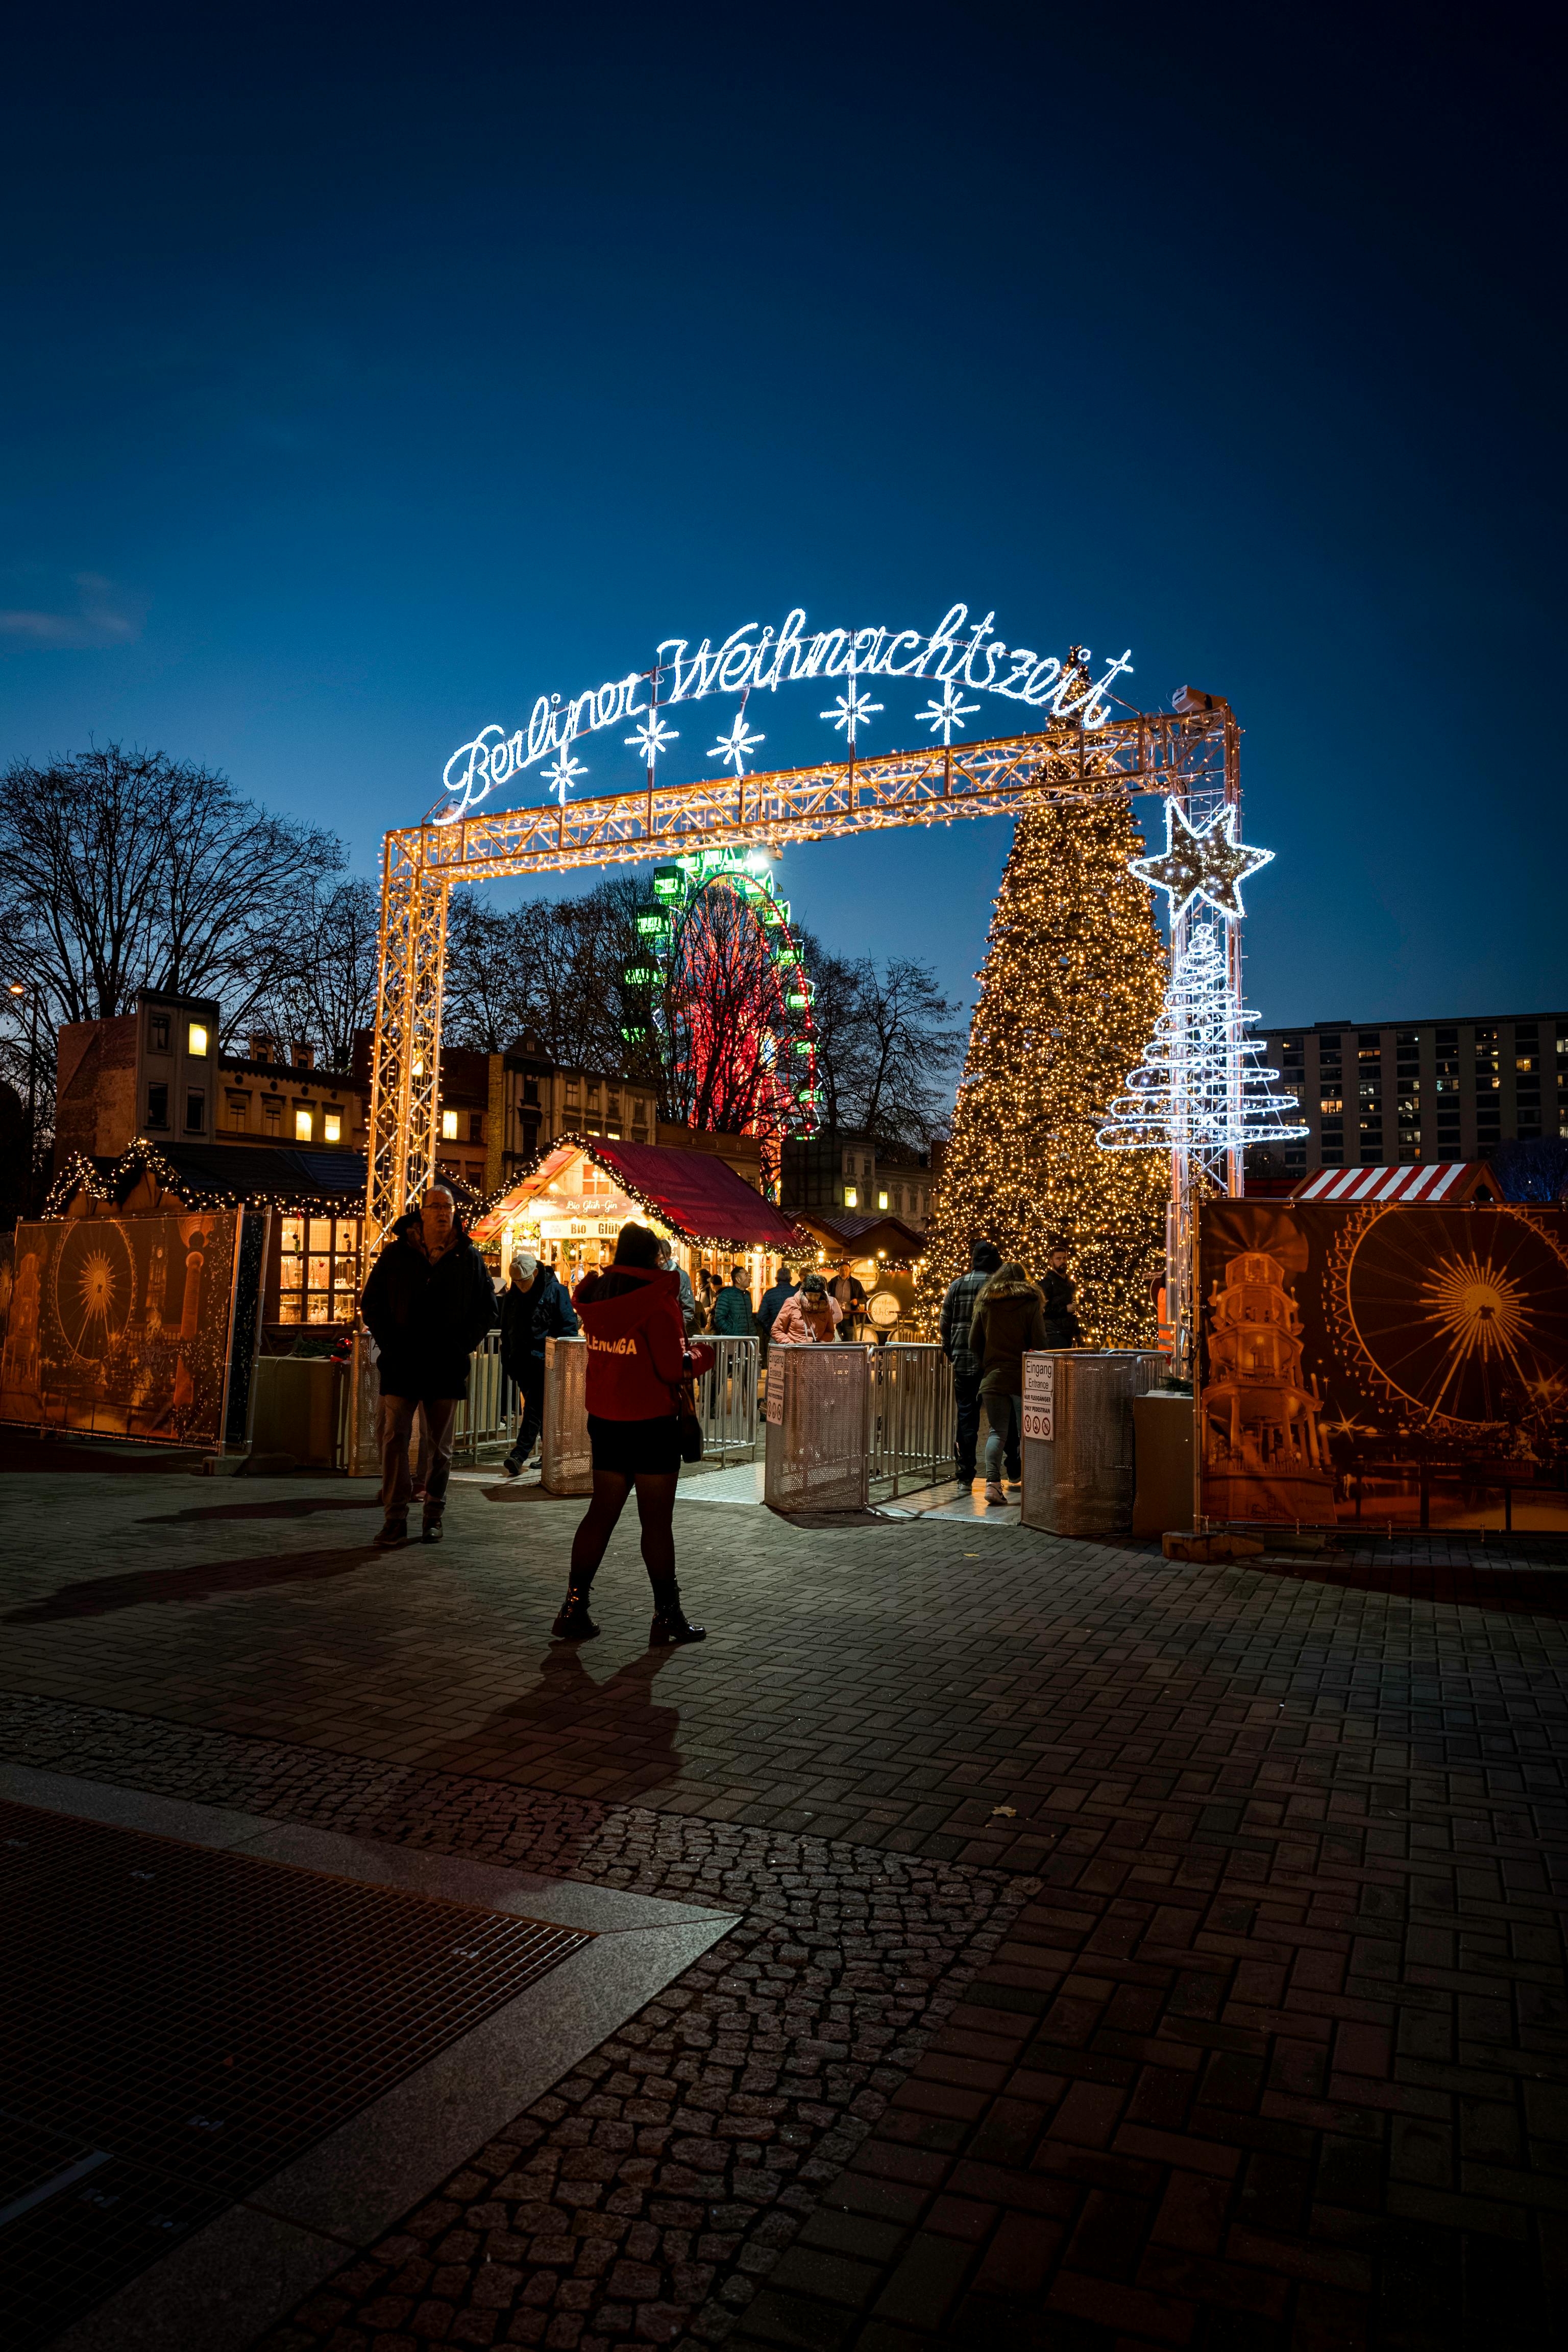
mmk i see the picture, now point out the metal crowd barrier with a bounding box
[866,1342,956,1500]
[452,1329,520,1466]
[697,1336,759,1460]
[1020,1349,1162,1535]
[541,1334,593,1494]
[764,1346,870,1512]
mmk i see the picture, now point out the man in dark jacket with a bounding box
[1040,1242,1081,1348]
[829,1265,867,1339]
[756,1265,796,1359]
[500,1251,579,1476]
[938,1238,1001,1486]
[360,1185,497,1546]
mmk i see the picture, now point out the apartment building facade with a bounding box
[486,1034,659,1190]
[780,1128,934,1228]
[1248,1008,1568,1177]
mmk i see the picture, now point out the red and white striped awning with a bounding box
[1292,1164,1479,1205]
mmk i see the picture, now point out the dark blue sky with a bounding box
[3,2,1561,1033]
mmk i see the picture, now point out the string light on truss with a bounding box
[919,680,981,744]
[625,713,679,766]
[707,712,766,776]
[542,747,588,804]
[1130,799,1273,921]
[820,685,884,741]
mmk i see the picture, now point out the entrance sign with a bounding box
[368,660,1239,1294]
[1021,1353,1056,1443]
[438,606,1134,822]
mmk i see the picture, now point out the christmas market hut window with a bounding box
[278,1214,361,1325]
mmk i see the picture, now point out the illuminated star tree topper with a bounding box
[1130,799,1273,921]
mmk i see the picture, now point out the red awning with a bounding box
[472,1135,806,1251]
[588,1139,805,1248]
[1291,1163,1488,1204]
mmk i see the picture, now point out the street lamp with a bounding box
[9,981,40,1208]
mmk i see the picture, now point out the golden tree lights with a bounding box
[917,789,1169,1346]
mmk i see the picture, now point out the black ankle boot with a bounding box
[551,1578,600,1640]
[649,1581,705,1646]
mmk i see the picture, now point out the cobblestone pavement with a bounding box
[2,1468,1566,2348]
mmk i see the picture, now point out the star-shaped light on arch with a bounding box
[1129,800,1273,920]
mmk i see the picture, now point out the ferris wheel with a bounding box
[620,847,821,1190]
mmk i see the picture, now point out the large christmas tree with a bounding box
[919,759,1169,1346]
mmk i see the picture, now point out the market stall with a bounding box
[470,1134,807,1304]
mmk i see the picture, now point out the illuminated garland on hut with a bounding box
[43,1139,367,1222]
[470,1132,813,1259]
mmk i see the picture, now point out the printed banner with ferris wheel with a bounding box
[1196,1199,1568,1531]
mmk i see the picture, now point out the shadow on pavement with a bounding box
[430,1639,685,1795]
[5,1546,385,1623]
[135,1497,383,1527]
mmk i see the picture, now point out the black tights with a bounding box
[570,1469,678,1592]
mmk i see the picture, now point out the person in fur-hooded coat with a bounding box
[966,1264,1047,1505]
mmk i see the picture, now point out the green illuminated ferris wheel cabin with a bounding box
[620,846,821,1185]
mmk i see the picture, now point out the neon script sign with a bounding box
[437,605,1133,824]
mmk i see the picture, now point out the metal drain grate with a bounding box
[0,1799,590,2344]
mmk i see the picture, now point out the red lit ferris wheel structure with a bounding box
[621,847,821,1196]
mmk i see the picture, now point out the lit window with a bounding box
[295,1109,313,1141]
[844,1186,858,1208]
[188,1022,209,1057]
[323,1111,341,1143]
[442,1109,459,1140]
[877,1190,889,1211]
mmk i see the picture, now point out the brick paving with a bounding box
[1,1466,1566,2346]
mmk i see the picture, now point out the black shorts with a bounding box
[587,1413,682,1478]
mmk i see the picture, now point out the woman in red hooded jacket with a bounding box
[554,1222,714,1645]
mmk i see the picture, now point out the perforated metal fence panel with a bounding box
[0,1799,589,2347]
[1019,1349,1163,1535]
[764,1345,869,1513]
[542,1335,593,1493]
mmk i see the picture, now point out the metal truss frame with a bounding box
[366,704,1238,1274]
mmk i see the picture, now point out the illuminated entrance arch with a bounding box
[367,690,1240,1266]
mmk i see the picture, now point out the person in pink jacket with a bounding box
[769,1272,843,1344]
